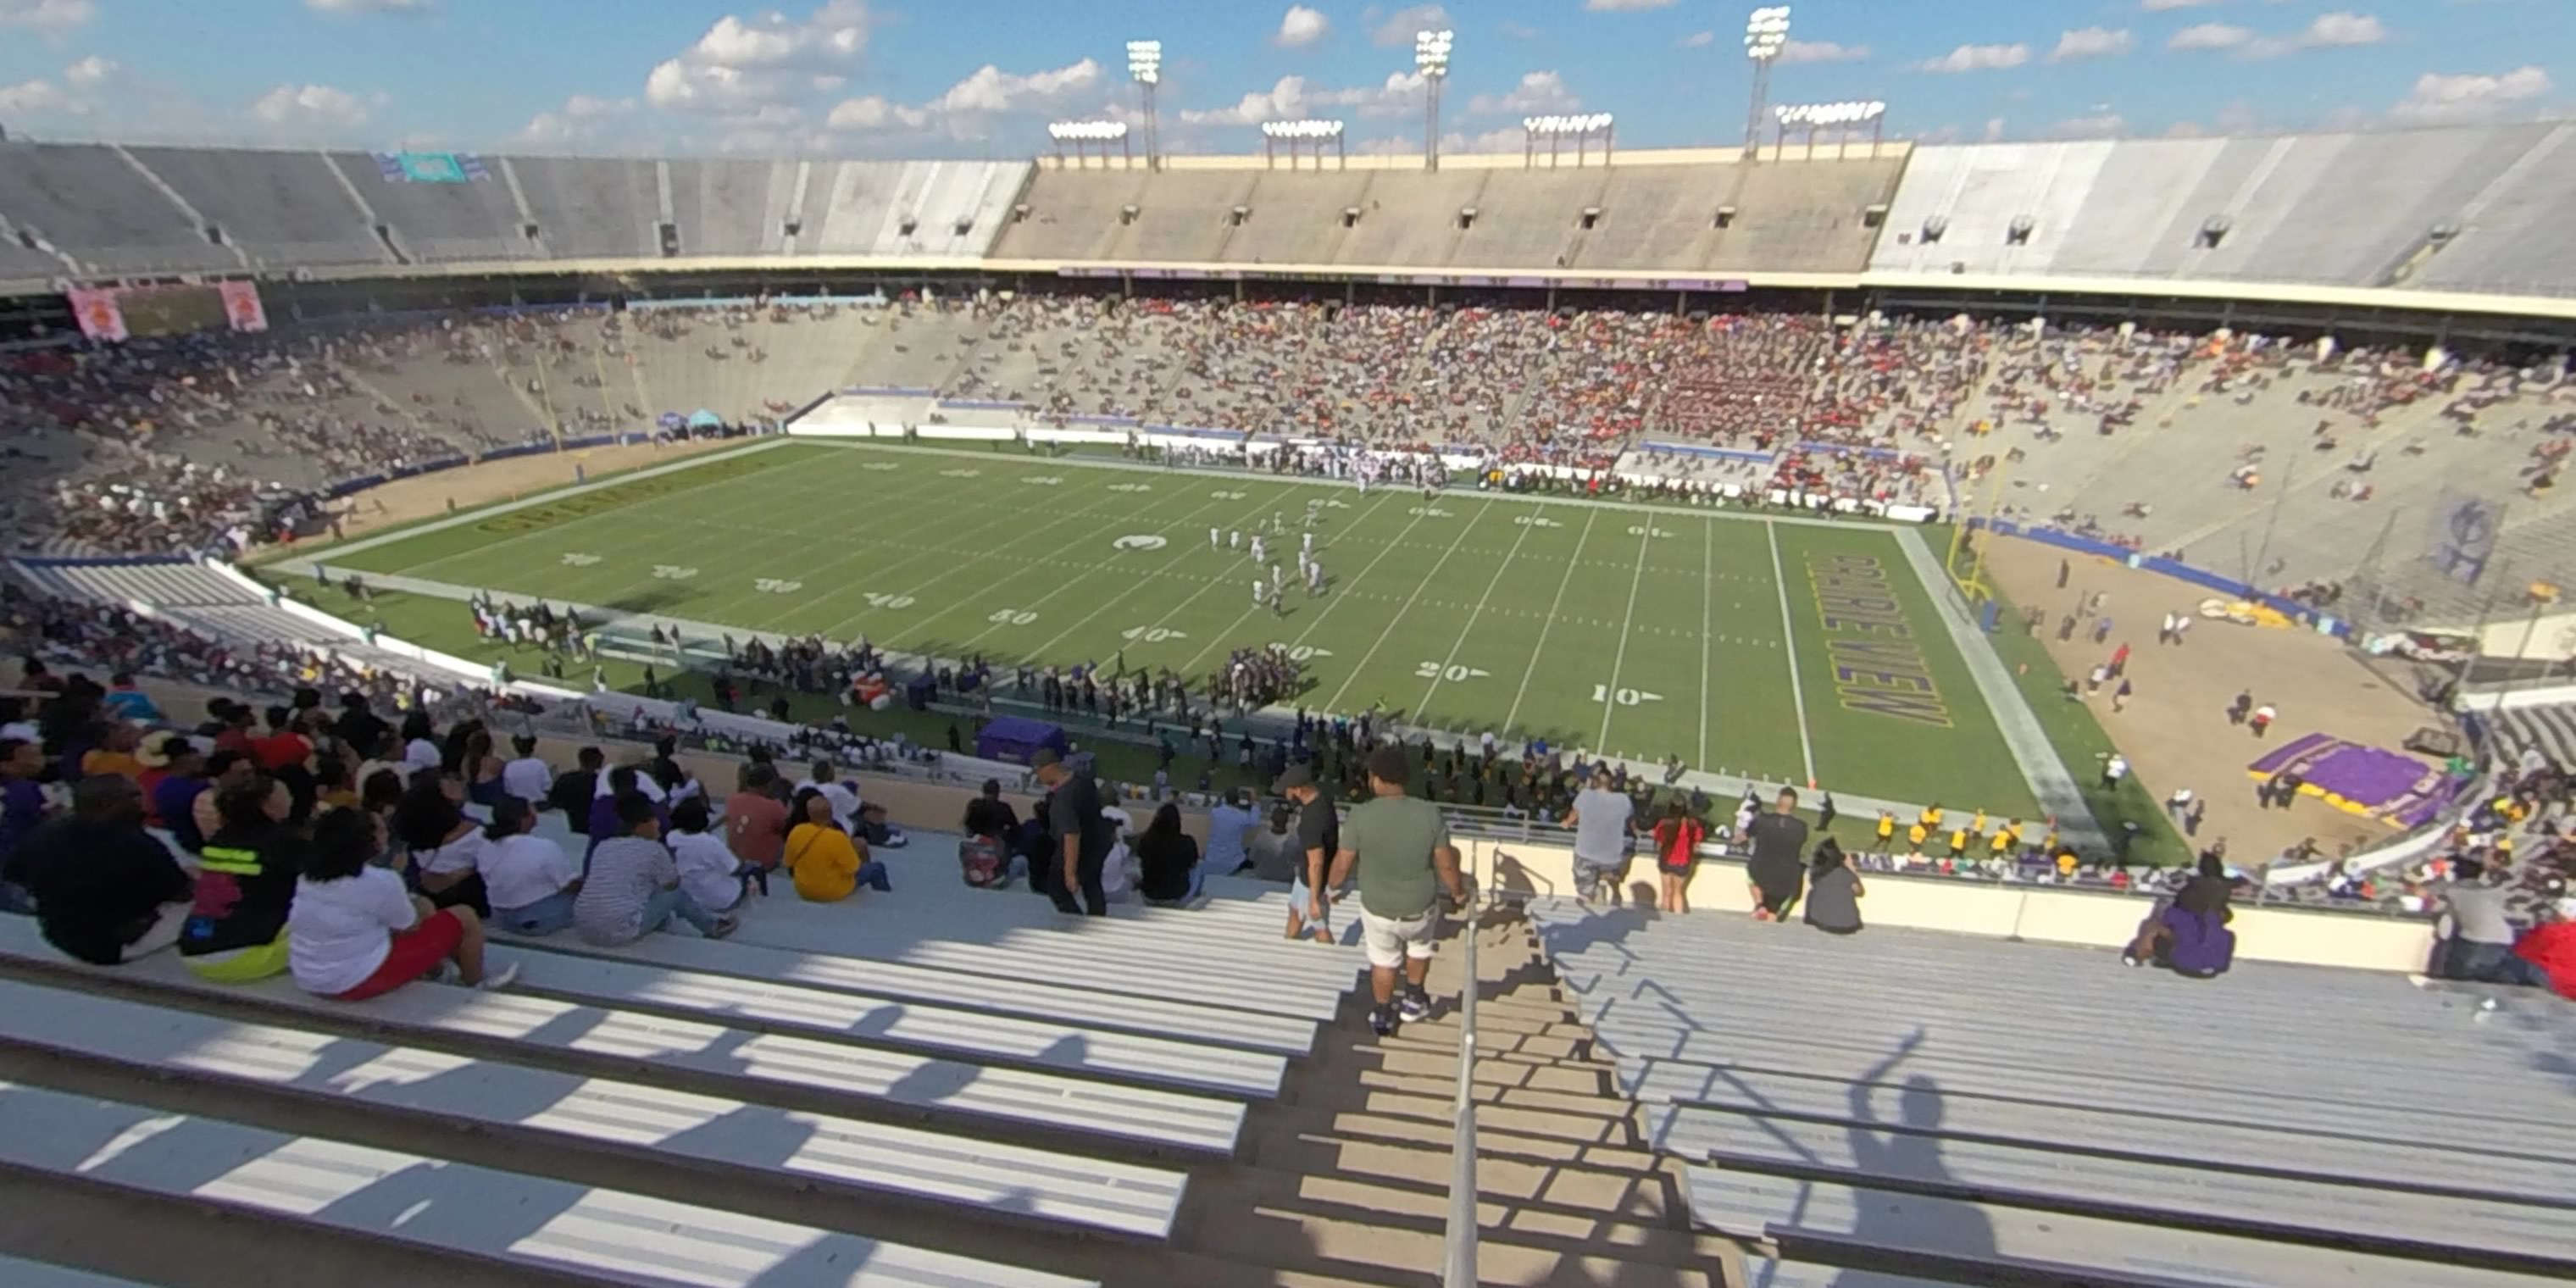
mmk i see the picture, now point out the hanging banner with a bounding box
[219,280,269,333]
[66,287,129,343]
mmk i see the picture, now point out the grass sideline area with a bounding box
[310,439,2042,816]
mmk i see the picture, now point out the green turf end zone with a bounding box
[318,440,2041,817]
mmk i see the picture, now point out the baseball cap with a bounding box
[1274,764,1314,792]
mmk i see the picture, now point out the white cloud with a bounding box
[61,54,114,86]
[1309,69,1430,119]
[1779,39,1869,64]
[2299,12,2388,49]
[645,1,869,115]
[518,93,638,145]
[2051,113,2126,138]
[823,95,927,131]
[1583,0,1673,9]
[2051,27,2134,63]
[251,83,375,127]
[824,57,1106,138]
[0,78,69,114]
[1465,69,1578,116]
[1181,75,1315,126]
[2390,64,2551,125]
[2168,22,2251,51]
[0,0,92,37]
[1914,43,2031,74]
[1678,30,1714,48]
[307,0,435,12]
[1983,118,2007,142]
[1276,4,1329,47]
[1369,4,1449,48]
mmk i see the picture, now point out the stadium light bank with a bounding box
[1261,118,1347,169]
[1741,6,1792,161]
[1415,28,1453,173]
[1046,119,1132,169]
[1522,112,1614,168]
[1773,99,1888,160]
[1126,39,1163,171]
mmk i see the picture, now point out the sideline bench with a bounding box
[1687,1167,2552,1288]
[507,949,1287,1098]
[1664,1102,2576,1274]
[501,931,1320,1056]
[0,1078,1091,1287]
[0,979,1188,1240]
[0,921,1244,1158]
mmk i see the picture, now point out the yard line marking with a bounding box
[393,452,811,580]
[985,490,1262,659]
[1698,516,1714,769]
[1501,508,1597,738]
[1174,489,1403,675]
[1765,518,1818,789]
[1595,521,1657,748]
[1321,501,1500,714]
[1416,504,1544,723]
[1243,494,1446,674]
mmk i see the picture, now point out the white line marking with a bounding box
[1321,502,1496,713]
[1766,518,1818,789]
[1596,521,1656,747]
[1415,504,1544,721]
[1502,508,1596,738]
[1698,516,1714,769]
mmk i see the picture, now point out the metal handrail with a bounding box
[1441,896,1480,1288]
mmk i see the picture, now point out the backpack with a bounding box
[959,834,1006,888]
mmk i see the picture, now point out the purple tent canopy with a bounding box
[2250,732,2465,830]
[976,716,1069,767]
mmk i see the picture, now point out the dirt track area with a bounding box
[326,437,745,536]
[1982,535,2442,868]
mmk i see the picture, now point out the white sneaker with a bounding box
[475,961,520,992]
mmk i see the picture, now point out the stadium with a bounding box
[1,8,2573,1288]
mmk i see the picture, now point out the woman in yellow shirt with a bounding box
[783,788,891,902]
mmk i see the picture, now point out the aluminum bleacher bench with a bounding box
[1739,1255,1948,1288]
[0,1078,1090,1287]
[1686,1167,2554,1288]
[1663,1102,2576,1277]
[502,931,1320,1056]
[0,979,1187,1241]
[0,922,1244,1158]
[0,1257,165,1288]
[505,949,1288,1098]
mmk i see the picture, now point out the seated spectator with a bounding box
[478,797,582,935]
[501,736,552,804]
[460,730,507,809]
[724,763,788,869]
[192,751,254,852]
[2509,895,2576,999]
[137,736,208,843]
[289,808,513,998]
[2124,855,2237,977]
[809,758,861,830]
[395,770,489,915]
[313,755,358,813]
[1206,789,1256,878]
[80,722,145,782]
[8,774,195,963]
[1652,799,1708,915]
[784,786,888,902]
[1802,837,1866,936]
[549,745,605,830]
[669,797,750,914]
[576,791,736,943]
[1247,804,1299,883]
[100,673,163,724]
[958,778,1019,888]
[0,736,47,912]
[182,773,302,981]
[398,712,441,774]
[252,705,313,774]
[856,801,907,849]
[584,764,666,859]
[2432,858,2520,983]
[1135,802,1201,906]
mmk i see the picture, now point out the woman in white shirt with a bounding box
[289,808,514,999]
[667,797,747,914]
[395,771,487,915]
[478,797,582,935]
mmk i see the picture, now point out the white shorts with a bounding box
[1289,878,1333,931]
[1360,908,1438,970]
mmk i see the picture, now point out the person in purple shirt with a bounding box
[147,741,213,853]
[0,738,49,913]
[583,765,668,866]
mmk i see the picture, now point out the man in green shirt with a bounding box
[1326,747,1472,1036]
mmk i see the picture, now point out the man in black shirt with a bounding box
[1278,764,1337,944]
[1743,786,1809,922]
[549,746,605,834]
[5,775,195,965]
[1033,749,1113,916]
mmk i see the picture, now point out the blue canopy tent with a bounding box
[687,408,724,430]
[976,716,1069,766]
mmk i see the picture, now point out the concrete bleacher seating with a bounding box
[0,1257,158,1288]
[507,157,663,260]
[0,142,239,276]
[669,158,796,257]
[123,147,387,270]
[796,160,1024,259]
[325,151,526,264]
[2410,121,2576,296]
[1526,897,2575,1287]
[14,558,426,675]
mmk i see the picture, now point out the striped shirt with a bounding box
[575,836,677,946]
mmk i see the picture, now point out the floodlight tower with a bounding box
[1126,39,1163,169]
[1415,28,1453,172]
[1742,6,1791,161]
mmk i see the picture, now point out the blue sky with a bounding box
[0,0,2562,156]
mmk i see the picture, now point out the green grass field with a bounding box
[312,440,2040,815]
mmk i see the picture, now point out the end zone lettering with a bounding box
[1805,552,1955,728]
[474,454,785,536]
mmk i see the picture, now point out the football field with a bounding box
[316,440,2039,814]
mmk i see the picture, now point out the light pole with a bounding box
[1046,119,1131,169]
[1126,39,1162,170]
[1774,100,1885,160]
[1521,113,1615,168]
[1416,28,1452,172]
[1742,6,1790,161]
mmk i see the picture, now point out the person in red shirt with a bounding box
[724,763,789,871]
[2511,898,2576,1000]
[250,705,313,773]
[211,702,257,757]
[1652,800,1708,915]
